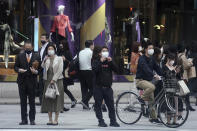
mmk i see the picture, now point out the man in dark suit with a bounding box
[14,40,40,125]
[38,33,49,104]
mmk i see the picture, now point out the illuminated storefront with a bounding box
[0,0,197,81]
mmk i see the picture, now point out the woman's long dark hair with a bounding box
[60,40,69,51]
[92,45,102,60]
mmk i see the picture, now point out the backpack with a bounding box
[68,53,79,79]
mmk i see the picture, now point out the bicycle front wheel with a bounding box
[116,91,142,124]
[158,94,189,128]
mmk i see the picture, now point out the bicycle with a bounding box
[115,78,189,128]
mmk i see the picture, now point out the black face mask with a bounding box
[25,49,32,54]
[41,40,46,45]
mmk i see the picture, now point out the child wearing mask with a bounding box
[92,46,120,127]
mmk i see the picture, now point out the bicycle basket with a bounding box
[163,78,178,93]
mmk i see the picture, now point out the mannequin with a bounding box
[105,17,112,47]
[0,24,22,68]
[50,5,74,48]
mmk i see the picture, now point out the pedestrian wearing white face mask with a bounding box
[162,53,182,125]
[41,43,64,125]
[136,42,162,124]
[92,46,120,127]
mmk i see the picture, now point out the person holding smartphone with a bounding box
[92,46,120,127]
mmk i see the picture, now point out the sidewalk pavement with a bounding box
[0,82,135,104]
[0,104,197,131]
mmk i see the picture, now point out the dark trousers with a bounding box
[64,85,75,102]
[79,70,93,107]
[93,86,116,123]
[18,78,36,122]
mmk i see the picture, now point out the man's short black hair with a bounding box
[102,46,108,50]
[41,33,49,39]
[144,42,153,49]
[85,40,94,48]
[24,39,33,46]
[166,53,176,60]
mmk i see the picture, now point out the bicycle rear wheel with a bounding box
[158,94,189,128]
[116,91,142,124]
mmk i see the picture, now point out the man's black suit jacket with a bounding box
[38,44,48,62]
[14,52,41,85]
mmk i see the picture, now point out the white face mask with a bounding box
[48,50,55,56]
[169,60,175,66]
[102,51,109,58]
[148,49,154,56]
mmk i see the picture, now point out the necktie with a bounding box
[27,54,31,63]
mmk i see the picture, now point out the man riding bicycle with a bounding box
[136,42,162,124]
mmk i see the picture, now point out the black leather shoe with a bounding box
[110,121,120,127]
[19,121,28,125]
[189,106,196,111]
[98,121,107,127]
[30,121,36,125]
[47,122,53,125]
[149,119,162,124]
[63,107,70,112]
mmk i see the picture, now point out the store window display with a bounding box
[50,5,74,50]
[0,0,30,81]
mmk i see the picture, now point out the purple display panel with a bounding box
[94,30,105,46]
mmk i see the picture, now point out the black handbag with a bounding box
[68,53,79,79]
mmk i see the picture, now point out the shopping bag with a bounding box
[177,80,190,96]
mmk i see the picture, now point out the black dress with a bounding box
[162,65,178,89]
[162,65,184,112]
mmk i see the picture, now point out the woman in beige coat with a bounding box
[177,44,195,111]
[41,43,64,125]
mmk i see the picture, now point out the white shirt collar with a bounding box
[42,42,48,48]
[26,52,32,57]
